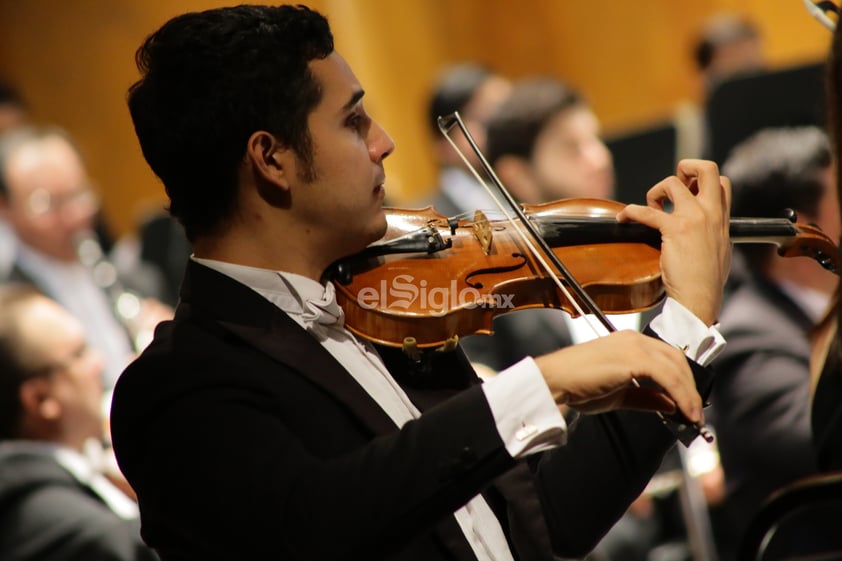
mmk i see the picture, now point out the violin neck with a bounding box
[534,217,660,248]
[534,216,799,249]
[727,217,800,244]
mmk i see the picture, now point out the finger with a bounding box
[616,176,692,228]
[623,335,702,423]
[566,338,702,423]
[620,160,726,222]
[676,159,727,214]
[616,386,678,414]
[644,175,696,209]
[639,343,703,424]
[720,174,733,234]
[679,163,731,285]
[676,159,718,192]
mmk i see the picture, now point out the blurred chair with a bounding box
[605,121,677,205]
[737,471,842,561]
[705,61,826,166]
[136,212,191,308]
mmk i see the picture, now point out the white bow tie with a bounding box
[301,281,345,331]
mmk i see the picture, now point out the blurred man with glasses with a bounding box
[0,126,171,392]
[0,284,158,561]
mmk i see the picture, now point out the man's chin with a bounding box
[334,222,388,262]
[372,214,388,241]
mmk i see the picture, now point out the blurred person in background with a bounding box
[0,79,30,279]
[0,125,172,391]
[708,126,838,560]
[0,284,158,561]
[675,13,767,163]
[420,62,511,216]
[694,13,765,94]
[0,80,29,133]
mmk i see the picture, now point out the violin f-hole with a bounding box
[465,253,528,289]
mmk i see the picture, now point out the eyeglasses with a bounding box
[23,186,99,219]
[804,0,840,31]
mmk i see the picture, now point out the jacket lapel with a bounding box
[178,261,397,436]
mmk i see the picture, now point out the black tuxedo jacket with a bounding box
[708,275,818,548]
[110,261,714,561]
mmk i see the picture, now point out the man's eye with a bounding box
[346,113,363,129]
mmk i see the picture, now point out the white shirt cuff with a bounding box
[649,297,726,367]
[481,357,567,458]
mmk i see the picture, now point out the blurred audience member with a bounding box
[421,62,511,216]
[0,126,172,390]
[0,80,28,133]
[694,13,765,93]
[486,76,614,203]
[709,126,838,560]
[0,284,158,561]
[676,13,767,162]
[0,79,30,279]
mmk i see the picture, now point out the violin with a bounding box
[330,197,840,349]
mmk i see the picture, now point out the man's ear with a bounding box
[19,377,61,421]
[246,131,292,190]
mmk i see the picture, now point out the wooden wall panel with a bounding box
[0,0,832,236]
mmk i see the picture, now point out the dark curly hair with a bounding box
[128,4,334,241]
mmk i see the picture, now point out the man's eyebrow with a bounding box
[342,89,365,112]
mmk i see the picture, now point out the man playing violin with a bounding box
[109,5,732,560]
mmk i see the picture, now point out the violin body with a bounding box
[332,199,663,349]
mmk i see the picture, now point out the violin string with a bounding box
[438,117,606,340]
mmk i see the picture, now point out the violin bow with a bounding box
[804,0,838,31]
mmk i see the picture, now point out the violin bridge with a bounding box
[472,210,493,255]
